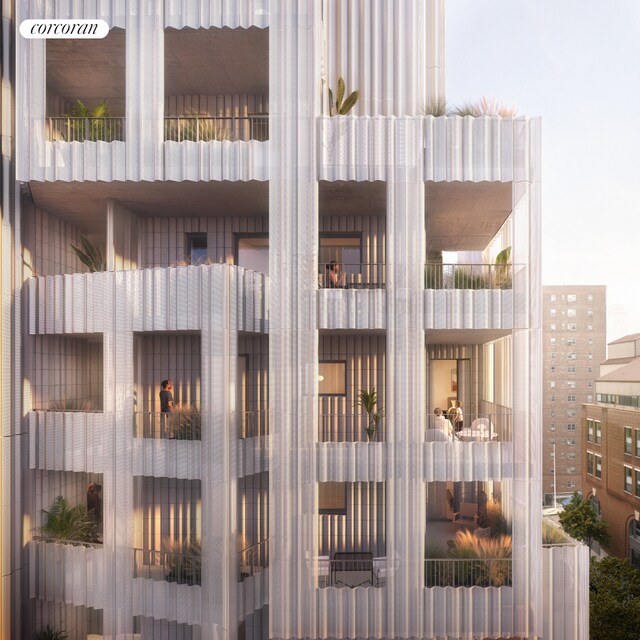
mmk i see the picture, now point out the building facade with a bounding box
[542,285,606,505]
[583,333,640,565]
[1,1,589,639]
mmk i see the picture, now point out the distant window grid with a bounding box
[567,323,577,331]
[550,309,557,317]
[550,381,556,388]
[567,452,576,459]
[587,294,593,302]
[567,409,576,418]
[567,352,576,360]
[625,466,633,493]
[567,309,577,317]
[567,395,576,402]
[587,395,593,402]
[550,295,556,302]
[567,381,576,389]
[550,366,556,374]
[567,481,576,489]
[588,324,593,331]
[567,424,576,431]
[567,466,576,474]
[550,337,556,345]
[566,338,576,346]
[567,366,576,373]
[550,323,556,331]
[588,309,594,317]
[567,438,576,446]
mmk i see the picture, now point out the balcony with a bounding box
[133,545,201,586]
[239,539,269,582]
[165,115,268,143]
[319,412,386,443]
[425,263,513,290]
[425,557,512,588]
[134,411,201,441]
[239,410,269,439]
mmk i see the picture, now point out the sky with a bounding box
[446,0,640,342]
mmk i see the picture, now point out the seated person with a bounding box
[432,407,454,440]
[325,260,346,288]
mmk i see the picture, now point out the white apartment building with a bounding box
[0,1,589,638]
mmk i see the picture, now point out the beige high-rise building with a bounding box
[542,285,606,505]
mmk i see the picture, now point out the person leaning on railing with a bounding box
[160,379,174,438]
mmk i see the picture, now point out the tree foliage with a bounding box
[558,492,610,548]
[590,556,640,640]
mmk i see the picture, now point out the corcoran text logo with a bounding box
[20,19,109,39]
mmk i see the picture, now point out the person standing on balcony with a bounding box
[326,260,346,288]
[160,379,174,438]
[433,407,454,440]
[86,482,103,542]
[453,400,464,432]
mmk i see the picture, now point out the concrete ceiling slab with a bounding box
[28,181,269,235]
[319,181,387,216]
[425,182,512,252]
[47,30,126,115]
[165,27,268,96]
[426,329,511,345]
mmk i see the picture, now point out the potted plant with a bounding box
[40,496,95,543]
[356,388,384,442]
[35,626,68,640]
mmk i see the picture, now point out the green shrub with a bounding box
[40,496,95,543]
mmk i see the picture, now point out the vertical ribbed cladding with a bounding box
[164,0,268,28]
[200,265,236,639]
[126,1,164,181]
[268,1,320,638]
[511,117,542,639]
[321,0,438,116]
[385,117,426,637]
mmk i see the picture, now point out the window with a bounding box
[566,338,576,346]
[587,381,593,388]
[567,308,577,317]
[595,421,602,444]
[551,352,556,359]
[625,466,633,493]
[551,410,556,418]
[567,366,576,373]
[588,337,593,346]
[588,324,593,331]
[567,294,577,303]
[567,323,577,331]
[567,381,576,389]
[318,362,346,395]
[567,395,576,402]
[550,337,556,345]
[567,481,576,489]
[587,452,594,475]
[319,482,347,514]
[587,366,593,373]
[236,234,269,274]
[550,309,557,317]
[636,429,640,457]
[587,395,593,402]
[588,309,594,317]
[567,438,576,446]
[567,424,576,431]
[626,427,633,454]
[186,233,208,265]
[567,466,576,474]
[567,409,576,417]
[588,353,593,360]
[636,470,640,498]
[550,395,555,401]
[550,366,556,374]
[550,295,556,302]
[320,235,362,282]
[567,452,576,459]
[587,419,594,442]
[550,381,556,389]
[595,455,602,479]
[549,426,556,432]
[567,352,576,360]
[550,323,556,331]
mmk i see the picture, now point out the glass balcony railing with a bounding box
[238,409,269,439]
[164,115,269,142]
[238,539,269,582]
[47,117,125,142]
[319,413,386,443]
[424,557,512,588]
[133,546,201,586]
[318,263,386,289]
[133,411,201,441]
[426,412,512,442]
[425,263,514,290]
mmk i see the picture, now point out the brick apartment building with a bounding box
[543,285,606,505]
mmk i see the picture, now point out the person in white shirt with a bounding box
[433,407,454,440]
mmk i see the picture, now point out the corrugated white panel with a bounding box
[424,289,513,330]
[38,142,127,182]
[316,443,387,482]
[317,289,386,330]
[543,544,589,640]
[29,541,107,609]
[164,0,269,28]
[132,579,202,625]
[163,141,269,182]
[422,586,513,639]
[34,0,127,28]
[131,439,202,480]
[238,569,269,618]
[29,412,107,473]
[422,442,512,482]
[237,437,269,478]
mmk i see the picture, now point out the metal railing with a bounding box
[238,539,269,582]
[239,409,269,439]
[164,115,269,142]
[319,413,386,442]
[133,411,201,440]
[318,263,386,289]
[424,557,512,587]
[426,412,512,442]
[47,117,125,142]
[133,547,201,586]
[425,263,514,290]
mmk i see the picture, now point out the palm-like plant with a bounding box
[356,388,384,442]
[494,245,512,289]
[35,625,69,640]
[40,496,95,543]
[328,77,359,116]
[70,235,105,272]
[163,537,202,585]
[419,98,448,117]
[169,404,202,440]
[68,99,111,141]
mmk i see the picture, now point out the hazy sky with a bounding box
[446,1,640,341]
